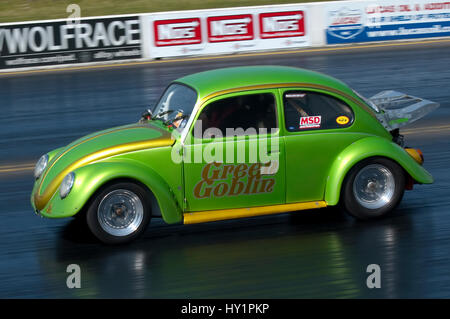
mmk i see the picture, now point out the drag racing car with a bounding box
[31,66,439,244]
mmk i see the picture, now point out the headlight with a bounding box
[60,172,75,199]
[34,154,48,179]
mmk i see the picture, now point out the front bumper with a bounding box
[31,183,77,218]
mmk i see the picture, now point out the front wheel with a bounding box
[86,182,152,244]
[341,157,405,220]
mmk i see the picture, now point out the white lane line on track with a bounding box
[0,165,34,174]
[403,124,450,135]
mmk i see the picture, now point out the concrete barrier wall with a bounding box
[1,0,449,71]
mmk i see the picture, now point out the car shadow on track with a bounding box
[59,205,404,246]
[46,205,415,298]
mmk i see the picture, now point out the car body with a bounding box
[31,66,437,244]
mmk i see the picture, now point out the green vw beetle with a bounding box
[31,66,438,244]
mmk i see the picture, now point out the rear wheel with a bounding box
[341,157,405,220]
[86,182,151,244]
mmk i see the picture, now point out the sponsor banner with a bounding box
[154,17,201,46]
[207,14,254,43]
[259,11,305,39]
[326,0,450,44]
[0,16,142,69]
[145,5,309,58]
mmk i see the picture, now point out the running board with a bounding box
[183,201,327,224]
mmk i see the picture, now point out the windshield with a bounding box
[152,83,198,131]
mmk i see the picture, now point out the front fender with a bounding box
[37,159,182,224]
[325,136,433,206]
[47,146,65,162]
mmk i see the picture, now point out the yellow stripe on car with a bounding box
[183,201,327,224]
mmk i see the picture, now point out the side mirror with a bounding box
[139,108,153,123]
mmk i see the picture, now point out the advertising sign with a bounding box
[145,5,310,59]
[259,11,305,39]
[207,14,254,43]
[0,16,142,69]
[326,0,450,44]
[154,18,202,46]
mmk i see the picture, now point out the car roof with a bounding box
[175,65,355,100]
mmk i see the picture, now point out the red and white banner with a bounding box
[153,18,202,46]
[143,5,310,58]
[259,11,305,39]
[207,14,254,43]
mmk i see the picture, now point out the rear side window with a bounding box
[283,90,354,132]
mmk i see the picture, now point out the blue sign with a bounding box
[327,8,365,43]
[326,6,450,44]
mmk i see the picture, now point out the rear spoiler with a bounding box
[369,90,439,131]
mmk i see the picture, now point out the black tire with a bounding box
[86,182,152,244]
[341,157,405,220]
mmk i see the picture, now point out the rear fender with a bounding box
[325,136,433,206]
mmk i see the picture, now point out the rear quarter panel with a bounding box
[279,86,393,203]
[325,136,434,206]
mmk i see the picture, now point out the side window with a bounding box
[283,90,354,132]
[194,93,278,138]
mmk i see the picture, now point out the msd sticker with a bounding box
[299,116,321,129]
[154,18,202,46]
[259,11,305,39]
[207,14,254,42]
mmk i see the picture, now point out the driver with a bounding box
[172,111,185,129]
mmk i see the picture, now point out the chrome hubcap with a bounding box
[98,189,144,236]
[353,164,395,210]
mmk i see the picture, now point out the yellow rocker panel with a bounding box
[183,201,327,224]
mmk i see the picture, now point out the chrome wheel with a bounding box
[353,164,395,210]
[97,189,144,237]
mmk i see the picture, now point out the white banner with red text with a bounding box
[141,5,311,59]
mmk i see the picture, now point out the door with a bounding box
[183,90,285,212]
